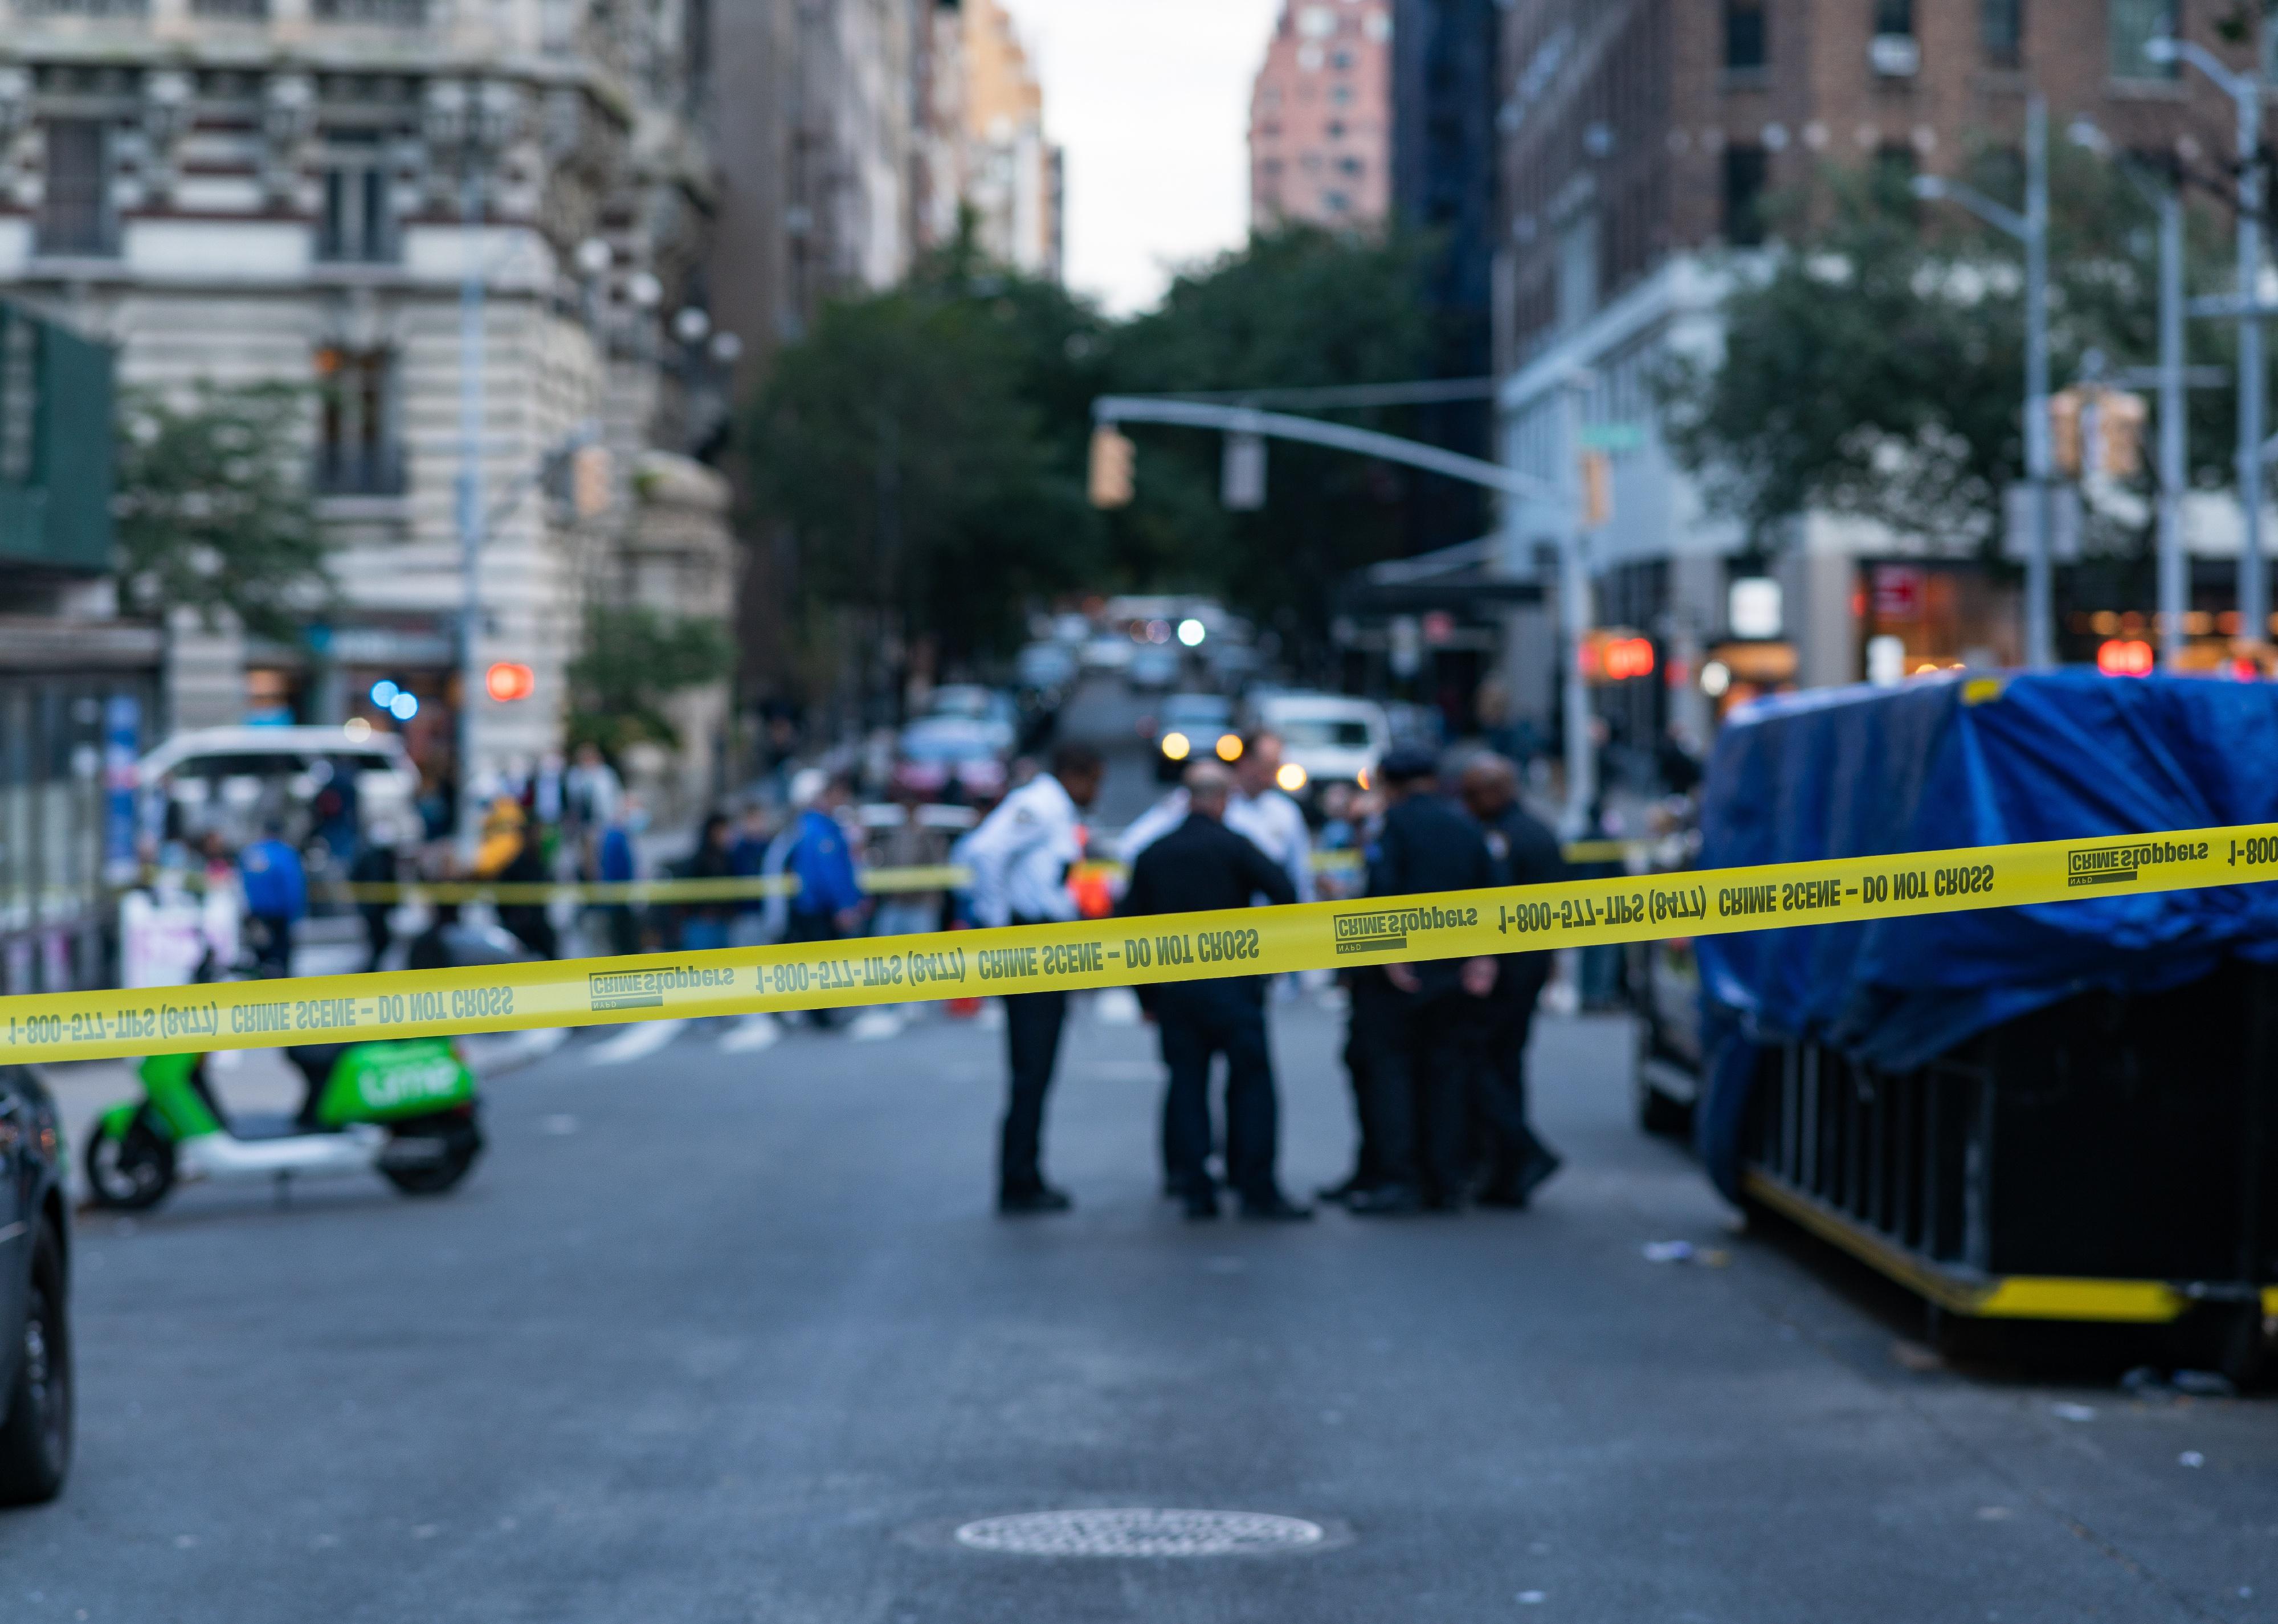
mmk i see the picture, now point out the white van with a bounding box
[1248,693,1390,796]
[140,725,422,851]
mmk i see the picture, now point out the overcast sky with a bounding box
[998,0,1284,316]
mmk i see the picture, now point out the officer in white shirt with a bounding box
[964,742,1106,1213]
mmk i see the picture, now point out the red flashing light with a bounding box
[485,661,536,702]
[1603,636,1656,681]
[2095,639,2153,678]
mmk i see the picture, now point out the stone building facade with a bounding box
[0,0,734,822]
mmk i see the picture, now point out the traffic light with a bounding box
[484,661,535,702]
[1578,630,1655,684]
[1221,430,1265,511]
[571,444,612,518]
[2095,638,2153,677]
[1088,425,1135,508]
[2089,389,2146,480]
[1579,450,1612,529]
[2049,387,2083,478]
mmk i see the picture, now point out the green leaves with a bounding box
[114,381,330,644]
[566,605,735,754]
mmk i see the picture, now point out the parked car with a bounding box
[141,725,421,854]
[924,685,1020,752]
[1150,692,1237,782]
[891,717,1007,801]
[1126,645,1183,692]
[1247,692,1389,798]
[0,1064,71,1505]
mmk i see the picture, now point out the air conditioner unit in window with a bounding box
[1869,34,1920,77]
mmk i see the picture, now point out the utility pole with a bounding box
[1913,95,2054,668]
[2158,183,2187,667]
[2153,33,2268,652]
[455,156,486,852]
[1557,373,1595,833]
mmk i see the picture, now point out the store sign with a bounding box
[1873,566,1924,622]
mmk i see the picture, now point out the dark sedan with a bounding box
[0,1063,71,1504]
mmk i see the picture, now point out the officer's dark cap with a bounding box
[1377,745,1440,785]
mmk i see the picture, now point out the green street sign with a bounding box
[1579,422,1647,453]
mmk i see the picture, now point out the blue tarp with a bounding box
[1692,671,2278,1198]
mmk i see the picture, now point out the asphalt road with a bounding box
[7,994,2276,1622]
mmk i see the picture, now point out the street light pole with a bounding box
[1557,372,1595,835]
[456,157,486,853]
[2150,34,2267,650]
[1913,95,2054,668]
[2159,183,2188,667]
[2023,96,2054,670]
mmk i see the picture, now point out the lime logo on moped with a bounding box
[358,1058,465,1109]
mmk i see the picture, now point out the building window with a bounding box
[1875,0,1914,35]
[1981,0,2022,66]
[311,0,427,21]
[190,0,269,17]
[38,121,112,258]
[318,146,396,263]
[1724,1,1766,71]
[1556,213,1598,329]
[1328,120,1347,139]
[1722,146,1768,246]
[2110,0,2178,80]
[1323,190,1351,215]
[313,348,403,497]
[1338,156,1365,176]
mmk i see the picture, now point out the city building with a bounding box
[1250,0,1395,230]
[0,0,735,825]
[911,0,1060,278]
[1491,0,2256,752]
[1389,0,1499,554]
[0,295,158,997]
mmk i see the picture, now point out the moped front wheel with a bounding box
[84,1116,175,1211]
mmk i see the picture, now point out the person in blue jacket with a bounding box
[785,774,867,1027]
[239,818,307,976]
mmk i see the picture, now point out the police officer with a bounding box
[1346,745,1498,1216]
[964,742,1105,1213]
[1459,752,1565,1207]
[1122,762,1309,1221]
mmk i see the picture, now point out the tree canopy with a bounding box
[115,381,331,644]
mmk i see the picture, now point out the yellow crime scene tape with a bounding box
[8,825,2269,1066]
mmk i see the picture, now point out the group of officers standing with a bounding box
[962,733,1565,1221]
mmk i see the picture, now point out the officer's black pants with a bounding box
[1156,979,1278,1202]
[999,988,1068,1195]
[1472,957,1554,1191]
[1354,971,1473,1202]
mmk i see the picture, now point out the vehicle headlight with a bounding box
[1215,734,1243,762]
[1161,732,1190,760]
[1276,763,1307,792]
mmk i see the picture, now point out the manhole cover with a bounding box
[952,1508,1326,1558]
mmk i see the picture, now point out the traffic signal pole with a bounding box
[1090,394,1599,834]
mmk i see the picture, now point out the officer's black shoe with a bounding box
[998,1184,1074,1215]
[1345,1183,1422,1217]
[1314,1172,1372,1206]
[1516,1146,1563,1203]
[1239,1190,1314,1222]
[1183,1187,1220,1221]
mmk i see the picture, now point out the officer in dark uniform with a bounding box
[1459,752,1565,1207]
[1121,762,1311,1221]
[1347,745,1499,1215]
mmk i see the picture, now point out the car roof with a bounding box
[1258,693,1383,717]
[141,725,413,776]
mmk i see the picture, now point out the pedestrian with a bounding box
[679,811,736,952]
[595,794,644,957]
[473,796,558,959]
[349,816,405,973]
[563,741,623,852]
[1344,746,1499,1216]
[871,781,949,938]
[1121,762,1310,1221]
[725,802,774,947]
[1458,753,1566,1207]
[1119,732,1310,903]
[239,818,307,977]
[963,741,1104,1214]
[784,774,867,1027]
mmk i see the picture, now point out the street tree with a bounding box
[1102,225,1443,673]
[742,233,1102,717]
[566,604,735,758]
[1661,149,2249,567]
[114,381,330,643]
